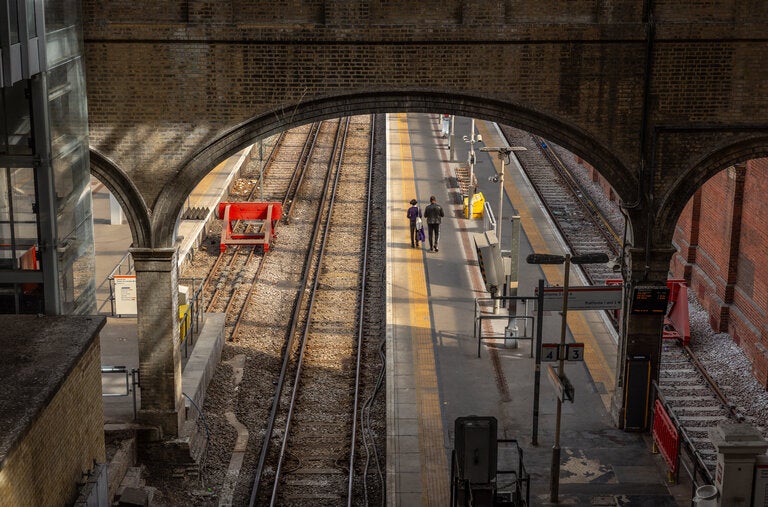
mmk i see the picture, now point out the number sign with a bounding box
[541,343,559,361]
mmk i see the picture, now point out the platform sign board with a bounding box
[114,275,137,315]
[631,286,670,314]
[541,343,584,362]
[566,343,585,361]
[541,343,560,362]
[536,285,622,311]
[546,365,574,402]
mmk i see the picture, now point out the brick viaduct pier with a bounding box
[82,1,768,436]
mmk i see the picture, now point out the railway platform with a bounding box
[92,113,690,505]
[386,113,689,506]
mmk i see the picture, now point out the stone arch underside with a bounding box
[89,149,152,248]
[655,131,768,246]
[147,92,637,247]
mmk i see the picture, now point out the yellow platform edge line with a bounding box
[396,113,450,505]
[475,121,616,396]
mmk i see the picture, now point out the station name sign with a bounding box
[536,285,622,311]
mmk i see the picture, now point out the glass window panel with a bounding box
[0,166,39,270]
[44,0,80,32]
[19,282,43,314]
[25,0,38,38]
[10,167,38,249]
[8,1,20,43]
[45,24,82,69]
[48,59,87,147]
[0,167,12,268]
[1,82,33,156]
[58,215,95,315]
[53,145,91,245]
[0,282,44,315]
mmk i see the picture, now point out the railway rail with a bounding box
[174,116,386,506]
[500,127,619,285]
[199,123,319,341]
[245,115,379,505]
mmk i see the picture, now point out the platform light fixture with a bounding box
[462,119,483,215]
[480,146,526,243]
[526,251,609,503]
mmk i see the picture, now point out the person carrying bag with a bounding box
[407,199,422,248]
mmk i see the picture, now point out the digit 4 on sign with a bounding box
[541,343,560,361]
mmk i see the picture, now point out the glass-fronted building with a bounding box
[1,0,95,314]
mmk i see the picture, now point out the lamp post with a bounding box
[449,115,456,161]
[525,251,609,503]
[480,146,526,243]
[463,119,482,216]
[258,138,264,200]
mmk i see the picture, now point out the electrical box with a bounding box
[454,416,498,484]
[473,232,504,296]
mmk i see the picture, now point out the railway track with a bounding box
[199,121,325,342]
[248,115,377,506]
[656,342,737,479]
[500,127,620,285]
[173,116,386,506]
[498,124,736,482]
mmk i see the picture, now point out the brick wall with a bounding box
[0,339,106,506]
[669,162,768,387]
[81,0,768,252]
[573,156,768,389]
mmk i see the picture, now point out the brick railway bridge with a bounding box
[83,1,768,436]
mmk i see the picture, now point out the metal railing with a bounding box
[450,438,530,506]
[178,278,205,358]
[474,296,535,358]
[107,252,135,317]
[101,365,140,420]
[497,438,531,506]
[652,383,714,497]
[483,201,496,235]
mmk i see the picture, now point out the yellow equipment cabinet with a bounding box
[463,192,485,219]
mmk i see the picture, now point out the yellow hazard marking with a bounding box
[476,122,616,396]
[395,113,450,505]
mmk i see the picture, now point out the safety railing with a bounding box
[449,450,474,507]
[107,252,135,317]
[483,201,496,235]
[178,278,205,358]
[450,437,530,506]
[101,365,140,420]
[496,438,531,507]
[474,296,535,358]
[652,383,714,497]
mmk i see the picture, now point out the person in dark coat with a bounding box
[406,199,422,248]
[423,195,444,252]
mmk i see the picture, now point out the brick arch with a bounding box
[656,135,768,246]
[90,149,152,248]
[149,91,636,247]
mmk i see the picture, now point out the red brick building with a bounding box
[577,157,768,390]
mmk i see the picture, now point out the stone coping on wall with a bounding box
[0,315,106,466]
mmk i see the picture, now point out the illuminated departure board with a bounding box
[631,286,670,314]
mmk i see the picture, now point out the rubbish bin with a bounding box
[463,192,485,219]
[693,484,717,506]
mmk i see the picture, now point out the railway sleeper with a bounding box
[288,466,345,475]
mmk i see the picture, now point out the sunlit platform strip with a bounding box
[386,113,449,506]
